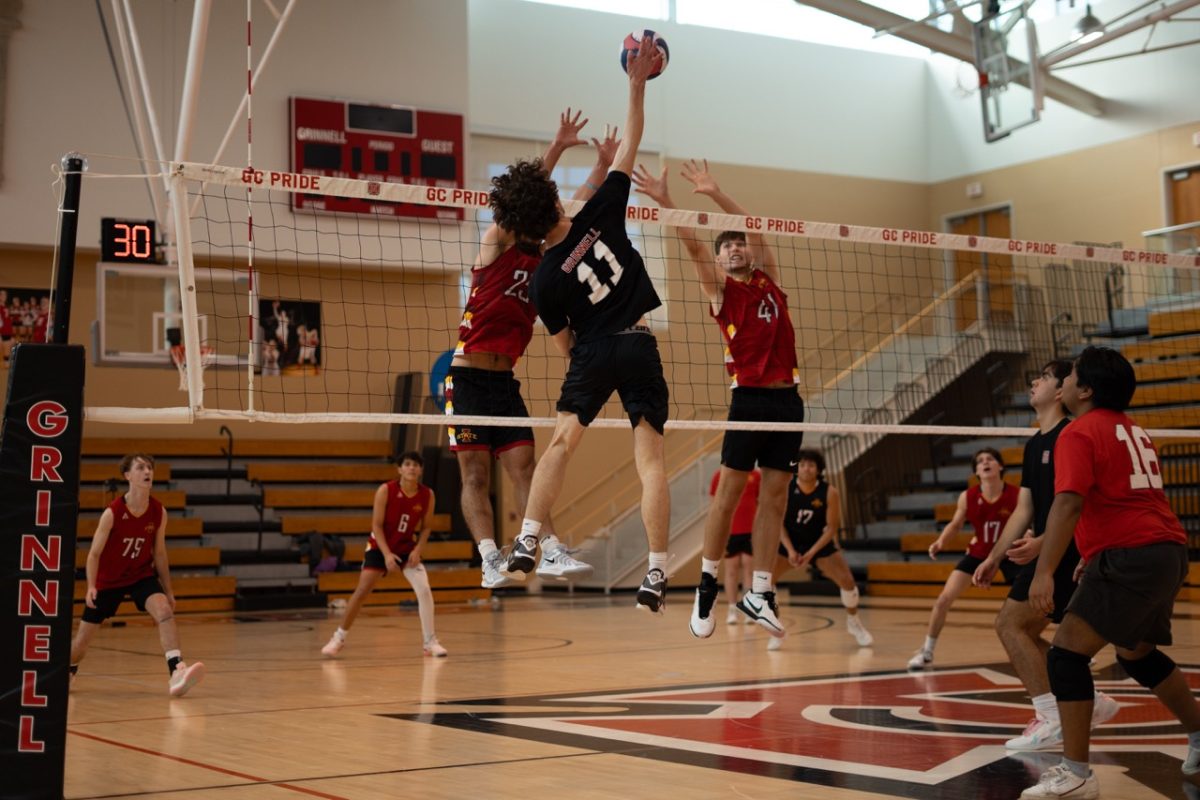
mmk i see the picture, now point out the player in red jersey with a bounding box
[0,288,13,362]
[322,451,446,657]
[710,468,759,624]
[632,159,800,639]
[906,448,1019,670]
[1021,346,1200,799]
[69,453,205,697]
[449,109,615,590]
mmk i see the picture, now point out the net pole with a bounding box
[244,0,256,413]
[51,154,84,344]
[168,167,203,416]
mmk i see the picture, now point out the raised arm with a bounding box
[681,159,779,285]
[632,163,721,306]
[611,42,658,176]
[574,125,620,204]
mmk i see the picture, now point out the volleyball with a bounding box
[620,29,669,79]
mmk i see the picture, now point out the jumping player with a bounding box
[70,453,205,697]
[632,160,801,640]
[710,467,759,625]
[322,451,447,658]
[770,449,872,651]
[1020,347,1200,798]
[449,109,608,589]
[907,447,1018,670]
[494,43,672,612]
[972,361,1117,750]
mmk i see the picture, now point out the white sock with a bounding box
[752,571,772,594]
[839,586,860,610]
[540,533,561,550]
[648,552,668,572]
[701,558,720,577]
[1033,692,1058,722]
[519,519,542,540]
[478,539,498,559]
[165,648,181,661]
[923,636,937,654]
[334,627,347,641]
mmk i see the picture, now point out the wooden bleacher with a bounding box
[80,462,172,482]
[317,568,488,607]
[80,489,187,510]
[76,515,202,538]
[74,545,220,569]
[900,532,973,558]
[867,561,1009,599]
[279,512,451,536]
[265,488,378,508]
[247,463,395,483]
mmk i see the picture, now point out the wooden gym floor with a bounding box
[64,591,1200,799]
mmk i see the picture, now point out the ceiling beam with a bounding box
[1042,0,1200,67]
[796,0,1106,116]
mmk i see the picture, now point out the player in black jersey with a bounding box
[490,42,672,614]
[972,360,1118,750]
[769,449,872,651]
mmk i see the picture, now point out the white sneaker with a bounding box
[1091,691,1119,728]
[167,661,205,697]
[321,633,345,657]
[536,543,594,580]
[1020,764,1099,798]
[846,615,873,647]
[736,590,784,637]
[767,634,784,651]
[907,650,933,670]
[423,637,448,658]
[482,550,518,589]
[726,606,739,625]
[1006,716,1063,751]
[1183,744,1200,776]
[689,573,719,638]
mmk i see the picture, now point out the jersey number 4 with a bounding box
[576,240,624,304]
[1115,423,1162,489]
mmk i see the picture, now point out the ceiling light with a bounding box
[1073,4,1105,43]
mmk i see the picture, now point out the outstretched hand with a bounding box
[624,37,660,85]
[680,158,719,196]
[552,107,589,152]
[591,125,620,169]
[632,163,670,206]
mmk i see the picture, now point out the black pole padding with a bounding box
[52,154,85,345]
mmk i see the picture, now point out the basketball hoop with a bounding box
[170,344,216,391]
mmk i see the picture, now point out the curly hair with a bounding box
[489,158,560,244]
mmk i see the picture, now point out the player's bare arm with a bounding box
[371,482,402,571]
[575,125,620,204]
[610,41,655,176]
[804,485,842,562]
[632,163,720,305]
[930,490,969,558]
[409,489,437,567]
[85,508,115,608]
[1028,491,1084,615]
[681,159,780,286]
[153,511,175,610]
[550,327,574,358]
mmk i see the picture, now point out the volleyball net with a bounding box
[81,160,1200,451]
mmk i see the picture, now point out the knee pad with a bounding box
[1047,646,1094,702]
[839,587,859,610]
[1116,649,1175,689]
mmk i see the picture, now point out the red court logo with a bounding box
[392,665,1198,797]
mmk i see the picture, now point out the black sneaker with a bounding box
[689,572,719,638]
[635,568,668,614]
[501,535,538,576]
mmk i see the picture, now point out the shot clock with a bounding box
[100,217,158,263]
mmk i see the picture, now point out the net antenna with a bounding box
[973,0,1044,142]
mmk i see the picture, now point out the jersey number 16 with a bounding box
[1115,423,1162,490]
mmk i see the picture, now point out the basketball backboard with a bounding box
[973,2,1043,142]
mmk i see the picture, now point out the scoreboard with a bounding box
[289,96,465,220]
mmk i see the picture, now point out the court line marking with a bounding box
[68,730,350,800]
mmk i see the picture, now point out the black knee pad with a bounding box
[1116,649,1175,689]
[1047,646,1094,702]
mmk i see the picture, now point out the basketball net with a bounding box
[170,343,215,391]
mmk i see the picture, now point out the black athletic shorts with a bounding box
[720,387,804,473]
[82,575,165,624]
[955,553,1020,583]
[446,366,534,454]
[725,533,753,557]
[1007,539,1082,623]
[362,547,411,574]
[557,328,669,433]
[1066,542,1188,650]
[779,530,838,561]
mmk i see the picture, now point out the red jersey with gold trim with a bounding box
[964,482,1019,560]
[1055,408,1186,561]
[367,480,432,555]
[712,270,799,388]
[455,246,540,361]
[96,496,163,590]
[0,303,11,336]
